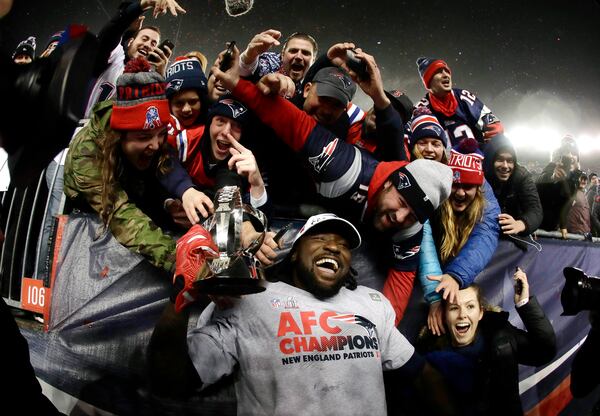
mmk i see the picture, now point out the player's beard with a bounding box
[294,261,348,300]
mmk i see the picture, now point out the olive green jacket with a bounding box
[64,101,176,272]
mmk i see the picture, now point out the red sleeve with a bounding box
[403,135,411,161]
[232,79,317,152]
[382,268,416,326]
[346,119,365,144]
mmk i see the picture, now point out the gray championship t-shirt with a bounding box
[188,282,414,416]
[188,281,415,416]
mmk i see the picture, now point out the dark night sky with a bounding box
[3,0,600,164]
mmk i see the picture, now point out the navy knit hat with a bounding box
[416,57,450,89]
[409,107,448,151]
[12,36,36,60]
[207,96,250,128]
[390,160,453,223]
[165,56,208,99]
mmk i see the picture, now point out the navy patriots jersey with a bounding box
[416,88,501,146]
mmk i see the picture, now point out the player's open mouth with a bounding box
[315,257,339,276]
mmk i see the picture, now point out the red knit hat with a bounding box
[448,138,484,185]
[110,58,171,131]
[416,57,451,89]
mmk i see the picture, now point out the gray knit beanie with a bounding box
[389,159,452,223]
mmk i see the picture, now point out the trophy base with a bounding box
[194,277,266,296]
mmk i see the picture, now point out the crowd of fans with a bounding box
[8,0,600,413]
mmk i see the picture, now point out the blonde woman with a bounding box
[414,138,500,335]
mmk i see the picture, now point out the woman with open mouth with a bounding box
[64,57,209,274]
[415,269,556,416]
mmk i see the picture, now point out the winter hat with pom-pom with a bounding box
[409,106,448,152]
[12,36,36,60]
[448,138,484,185]
[110,57,170,131]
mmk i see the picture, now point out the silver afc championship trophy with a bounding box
[194,169,267,295]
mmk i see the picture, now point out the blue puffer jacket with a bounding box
[419,180,500,303]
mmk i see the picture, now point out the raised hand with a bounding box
[343,49,390,110]
[256,73,295,98]
[427,274,460,304]
[241,29,282,64]
[141,0,186,18]
[513,267,530,305]
[327,42,356,67]
[181,188,214,224]
[227,139,266,201]
[148,42,172,76]
[211,44,242,92]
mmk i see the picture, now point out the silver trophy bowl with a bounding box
[194,170,267,295]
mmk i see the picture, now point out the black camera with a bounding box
[0,26,98,186]
[561,267,600,315]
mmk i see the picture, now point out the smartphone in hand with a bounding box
[514,267,523,295]
[515,279,523,296]
[219,41,236,71]
[345,49,369,81]
[148,39,174,63]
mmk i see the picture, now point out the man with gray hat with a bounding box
[149,213,453,415]
[212,52,453,323]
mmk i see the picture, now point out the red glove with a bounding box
[173,224,219,312]
[482,121,504,142]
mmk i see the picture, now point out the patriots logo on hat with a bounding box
[395,171,411,190]
[166,78,184,92]
[331,71,352,88]
[453,170,461,183]
[308,138,338,173]
[482,113,499,124]
[423,125,442,136]
[143,106,162,130]
[220,98,248,119]
[393,245,420,260]
[390,90,404,97]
